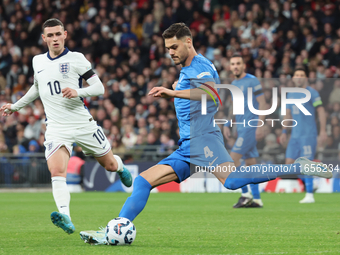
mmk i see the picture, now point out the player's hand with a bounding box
[319,130,328,144]
[62,87,78,99]
[0,103,14,116]
[255,126,264,141]
[149,86,175,98]
[223,126,231,140]
[172,80,178,90]
[279,133,287,145]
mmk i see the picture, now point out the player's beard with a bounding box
[179,50,189,67]
[179,56,188,66]
[233,68,243,78]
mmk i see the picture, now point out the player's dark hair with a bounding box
[230,53,243,60]
[42,18,64,32]
[230,53,244,63]
[293,67,307,76]
[162,23,192,40]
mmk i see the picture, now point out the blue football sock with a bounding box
[304,177,314,193]
[119,175,152,221]
[241,185,249,194]
[250,184,260,199]
[224,163,301,190]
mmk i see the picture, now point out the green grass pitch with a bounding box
[0,192,339,255]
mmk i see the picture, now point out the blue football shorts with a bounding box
[231,128,259,159]
[286,136,317,160]
[158,131,233,182]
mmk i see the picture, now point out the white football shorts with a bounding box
[44,120,111,160]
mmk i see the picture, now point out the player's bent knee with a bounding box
[103,160,118,172]
[49,167,66,177]
[104,160,117,172]
[224,178,239,190]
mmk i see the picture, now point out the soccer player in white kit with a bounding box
[0,18,132,235]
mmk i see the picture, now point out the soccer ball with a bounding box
[106,217,136,245]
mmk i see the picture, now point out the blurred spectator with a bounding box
[162,6,176,32]
[147,131,160,146]
[323,136,337,158]
[0,45,12,75]
[6,63,21,95]
[95,108,107,127]
[0,71,6,91]
[120,23,137,48]
[121,124,137,149]
[329,82,340,104]
[11,74,27,103]
[28,140,39,153]
[143,14,157,41]
[135,104,149,121]
[23,115,41,141]
[262,133,280,162]
[111,139,126,155]
[159,131,175,153]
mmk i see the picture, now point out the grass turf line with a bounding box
[0,192,339,255]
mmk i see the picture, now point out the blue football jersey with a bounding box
[225,73,263,131]
[286,86,322,138]
[175,54,220,140]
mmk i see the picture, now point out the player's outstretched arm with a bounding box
[0,83,40,116]
[149,81,216,101]
[0,103,14,116]
[172,80,178,90]
[148,86,176,98]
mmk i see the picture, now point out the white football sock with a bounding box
[51,176,71,219]
[253,199,263,206]
[242,191,252,198]
[113,155,123,172]
[305,193,314,199]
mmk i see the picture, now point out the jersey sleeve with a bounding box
[188,62,217,89]
[252,78,263,98]
[11,79,39,111]
[311,89,323,108]
[74,53,92,76]
[195,61,216,81]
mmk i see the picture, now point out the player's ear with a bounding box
[186,37,192,48]
[41,33,46,42]
[64,30,67,39]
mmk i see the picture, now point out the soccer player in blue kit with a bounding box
[80,23,332,244]
[280,67,327,203]
[224,54,266,208]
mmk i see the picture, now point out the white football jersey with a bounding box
[32,48,94,127]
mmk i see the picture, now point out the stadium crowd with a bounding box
[0,0,339,161]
